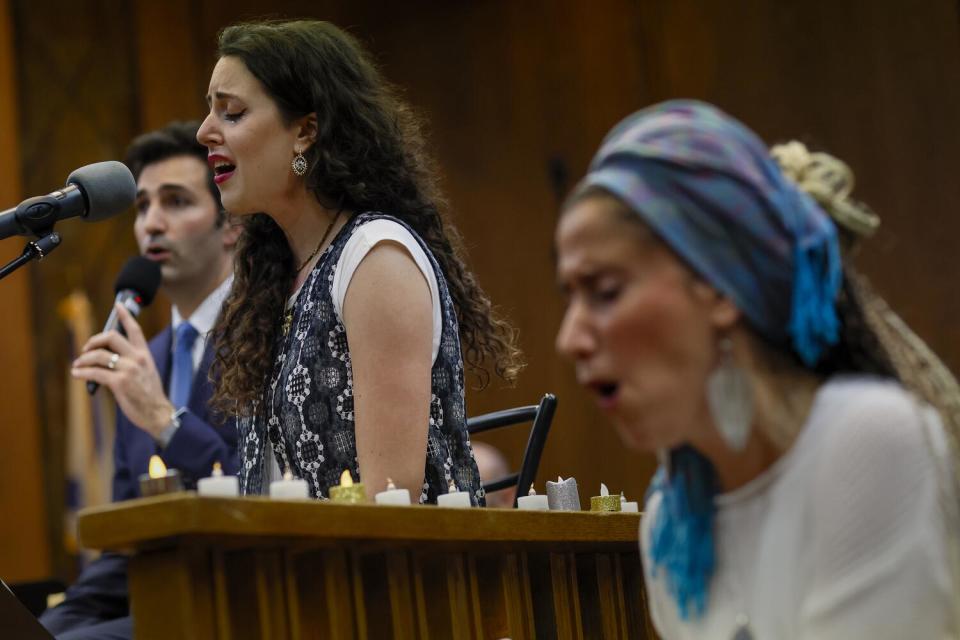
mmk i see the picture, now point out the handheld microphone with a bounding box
[87,256,163,395]
[0,161,136,240]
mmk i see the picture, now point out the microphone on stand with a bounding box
[0,161,136,240]
[87,256,162,395]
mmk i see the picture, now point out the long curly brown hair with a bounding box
[210,20,523,415]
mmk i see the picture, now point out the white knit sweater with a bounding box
[642,376,959,639]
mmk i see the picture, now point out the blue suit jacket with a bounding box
[40,326,238,637]
[112,326,238,499]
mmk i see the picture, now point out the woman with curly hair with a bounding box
[197,20,521,503]
[555,101,958,638]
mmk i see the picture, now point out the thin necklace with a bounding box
[283,208,344,336]
[296,207,343,272]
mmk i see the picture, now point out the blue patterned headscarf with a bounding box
[580,99,841,366]
[577,100,842,619]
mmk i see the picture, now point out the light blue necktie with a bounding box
[169,322,199,409]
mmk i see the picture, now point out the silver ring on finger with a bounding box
[107,352,120,370]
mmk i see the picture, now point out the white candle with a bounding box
[516,485,549,510]
[197,462,239,497]
[437,479,472,508]
[270,469,310,500]
[620,492,639,513]
[375,478,411,505]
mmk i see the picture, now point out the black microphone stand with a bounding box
[0,230,61,281]
[0,191,72,281]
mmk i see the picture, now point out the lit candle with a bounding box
[590,483,622,512]
[138,455,183,497]
[197,462,239,497]
[374,477,411,505]
[516,485,549,510]
[329,469,367,504]
[436,478,472,508]
[270,468,310,500]
[620,491,639,513]
[546,476,581,511]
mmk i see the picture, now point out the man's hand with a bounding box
[71,302,174,439]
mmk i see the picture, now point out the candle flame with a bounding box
[600,482,609,497]
[212,462,223,477]
[148,455,167,479]
[447,478,458,493]
[558,476,564,482]
[340,469,354,487]
[386,477,396,491]
[528,485,537,496]
[283,468,294,482]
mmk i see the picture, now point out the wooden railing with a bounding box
[78,494,655,639]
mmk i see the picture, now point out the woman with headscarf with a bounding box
[555,101,959,638]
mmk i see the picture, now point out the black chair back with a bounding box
[467,393,557,507]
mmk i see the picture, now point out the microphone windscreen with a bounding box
[67,161,137,222]
[114,256,162,306]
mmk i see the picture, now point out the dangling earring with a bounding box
[706,337,753,451]
[291,150,308,177]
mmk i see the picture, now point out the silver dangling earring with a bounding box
[706,337,753,451]
[291,150,308,177]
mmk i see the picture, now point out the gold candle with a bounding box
[329,469,366,503]
[590,483,621,512]
[138,455,183,497]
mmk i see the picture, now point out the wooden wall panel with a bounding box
[12,0,143,578]
[0,0,49,582]
[7,0,960,581]
[135,0,206,132]
[636,0,960,371]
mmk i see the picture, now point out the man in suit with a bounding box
[40,121,241,640]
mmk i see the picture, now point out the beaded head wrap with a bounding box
[575,100,843,618]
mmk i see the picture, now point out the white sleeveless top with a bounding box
[269,219,442,487]
[331,218,441,364]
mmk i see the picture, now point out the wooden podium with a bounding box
[78,494,655,639]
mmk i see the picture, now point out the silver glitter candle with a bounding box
[546,476,581,511]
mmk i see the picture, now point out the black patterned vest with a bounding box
[237,212,484,505]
